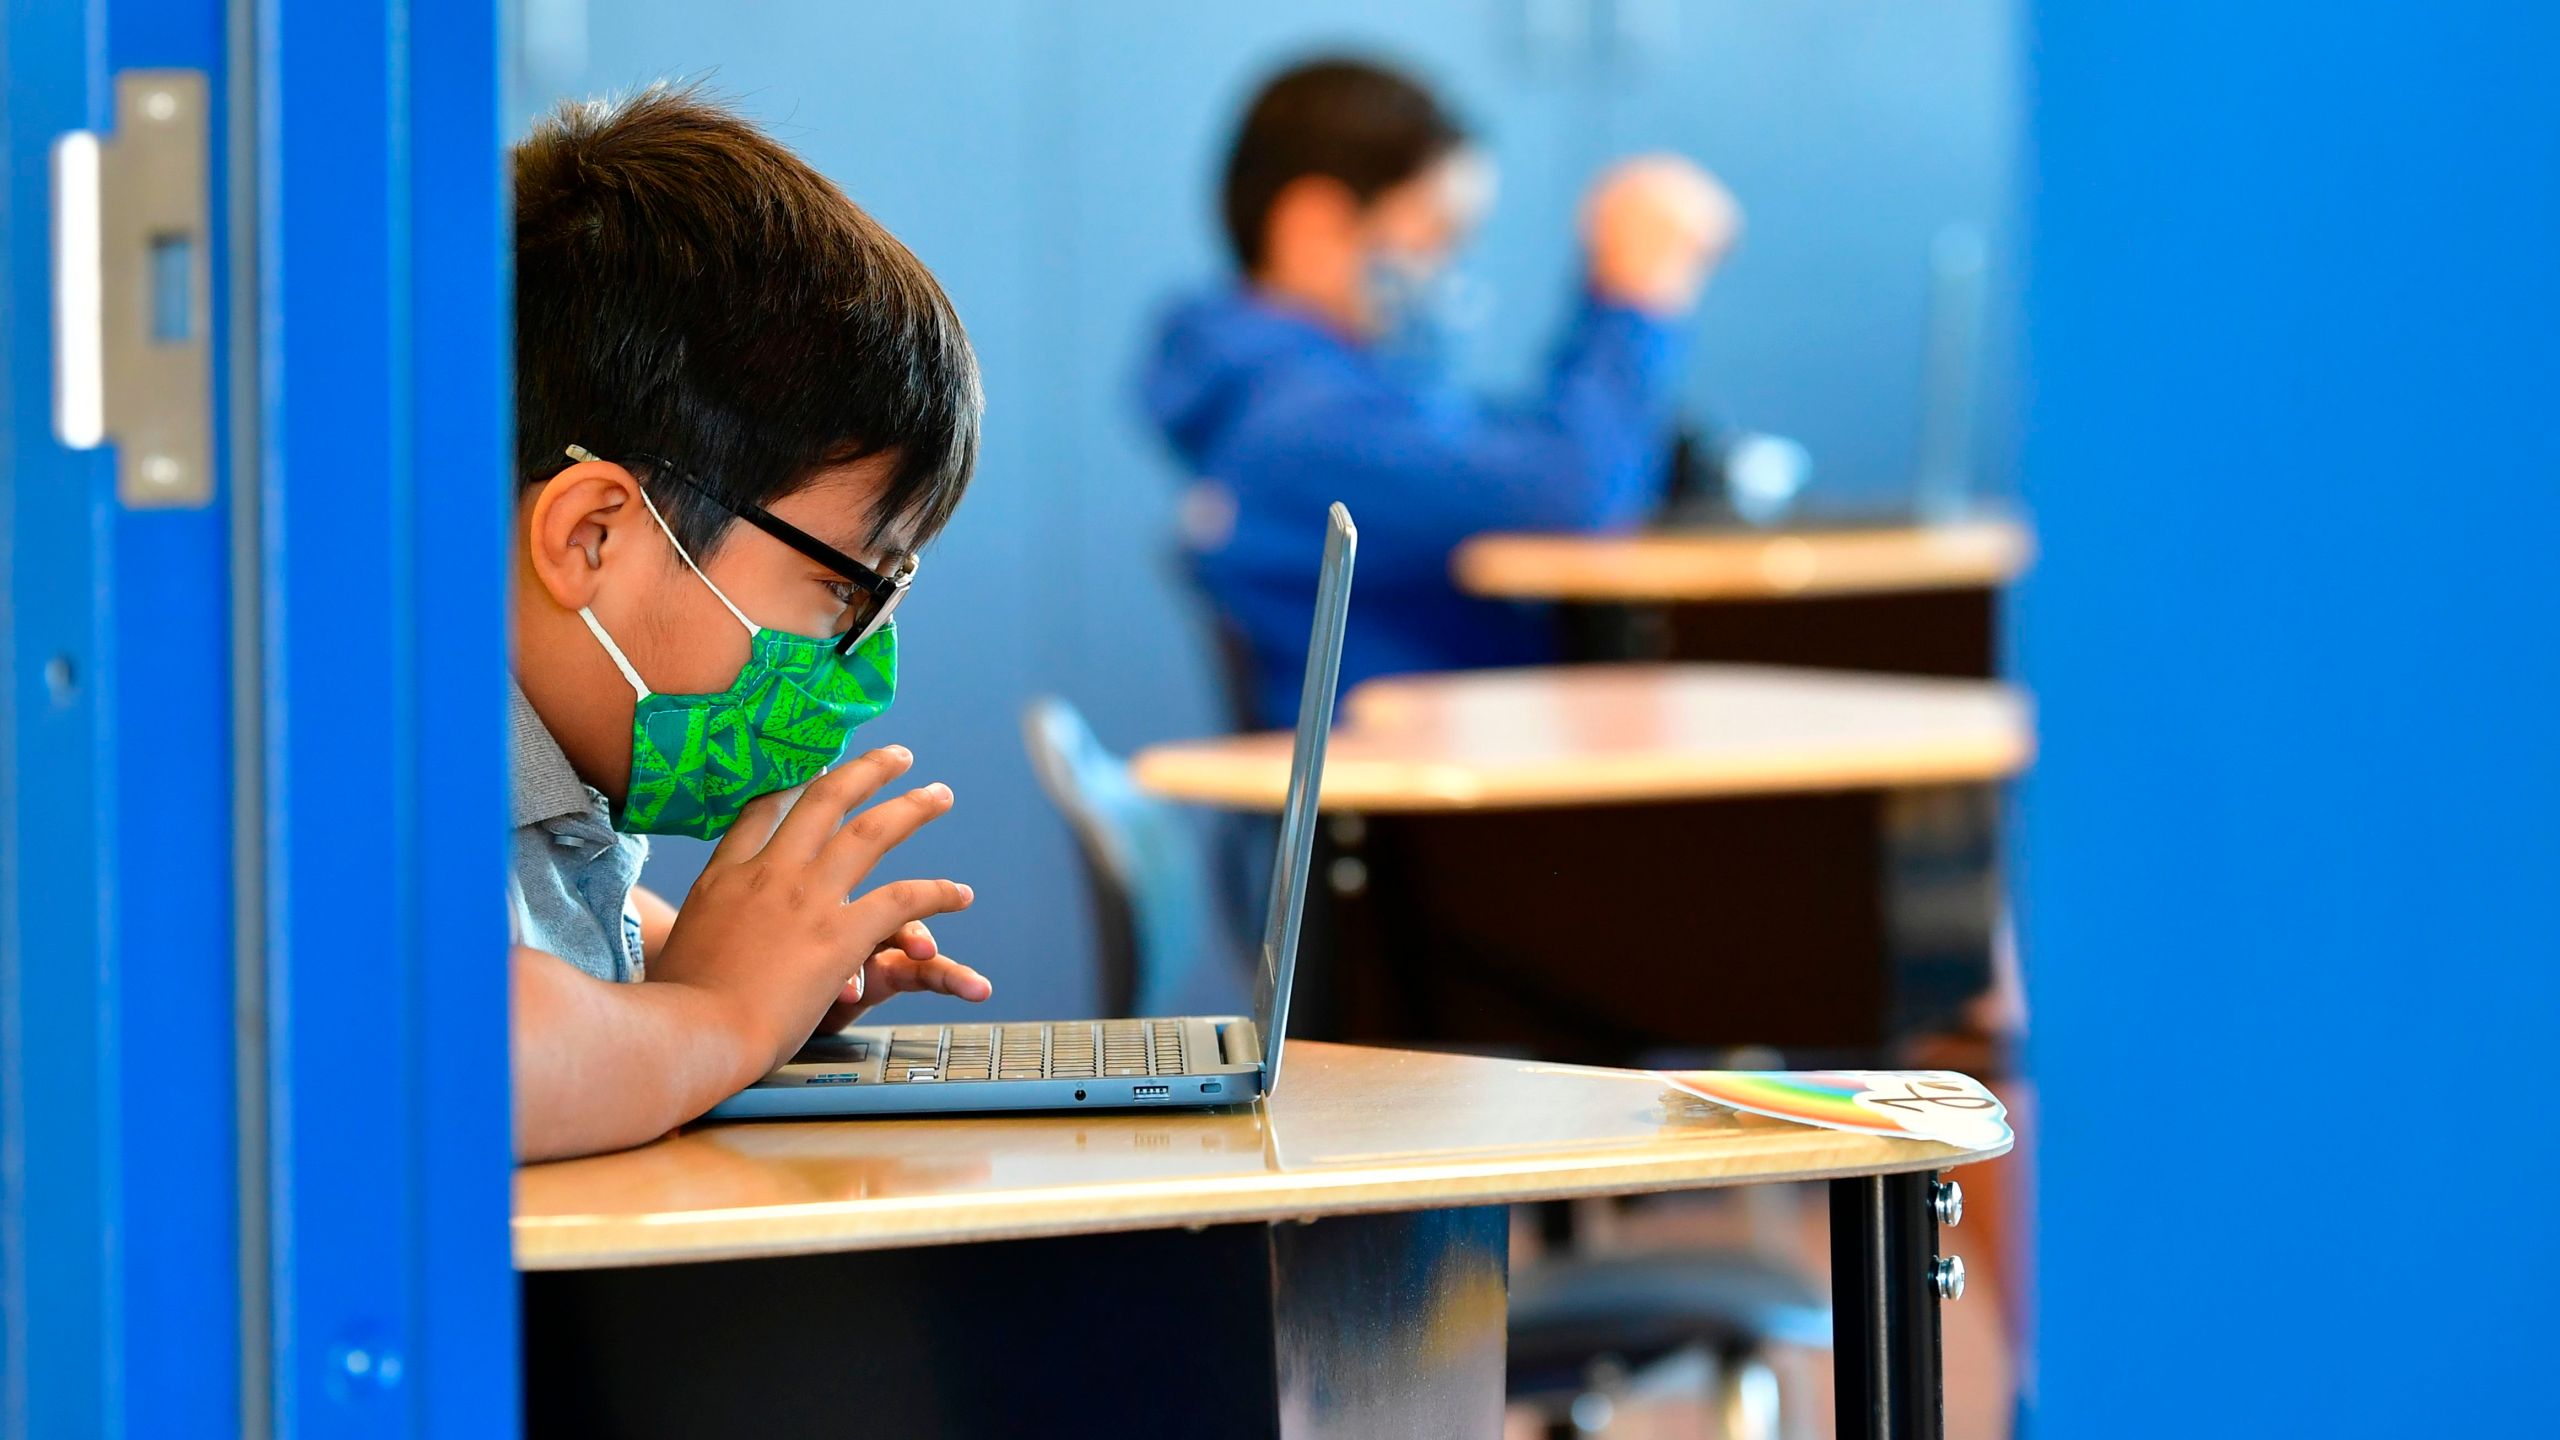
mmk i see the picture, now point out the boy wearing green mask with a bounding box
[505,89,990,1161]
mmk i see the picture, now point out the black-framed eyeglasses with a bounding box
[564,444,917,654]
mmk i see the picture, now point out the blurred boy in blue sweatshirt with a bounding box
[1139,58,1738,725]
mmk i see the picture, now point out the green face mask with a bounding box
[580,490,898,840]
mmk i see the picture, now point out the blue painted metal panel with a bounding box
[400,1,518,1431]
[2021,3,2560,1434]
[5,0,245,1429]
[1,3,120,1431]
[259,0,515,1434]
[103,0,246,1430]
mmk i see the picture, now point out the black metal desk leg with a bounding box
[1831,1171,1955,1440]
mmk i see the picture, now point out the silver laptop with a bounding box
[706,503,1356,1120]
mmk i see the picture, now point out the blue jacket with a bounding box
[1138,287,1688,726]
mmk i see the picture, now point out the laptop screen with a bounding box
[1249,503,1356,1092]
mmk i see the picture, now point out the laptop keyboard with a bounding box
[882,1021,1186,1083]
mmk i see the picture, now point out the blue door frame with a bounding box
[3,0,122,1425]
[4,0,242,1431]
[3,0,517,1434]
[257,0,517,1433]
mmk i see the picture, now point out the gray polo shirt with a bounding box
[508,680,648,983]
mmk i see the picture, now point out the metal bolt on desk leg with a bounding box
[1932,1256,1965,1301]
[1932,1179,1963,1228]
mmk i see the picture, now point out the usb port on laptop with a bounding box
[1133,1084,1170,1099]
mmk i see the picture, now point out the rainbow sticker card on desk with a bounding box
[1660,1070,2012,1149]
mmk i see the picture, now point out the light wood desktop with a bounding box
[516,1043,2000,1437]
[1132,663,2033,813]
[515,1041,1993,1270]
[1453,517,2034,604]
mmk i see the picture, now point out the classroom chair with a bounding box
[1021,695,1224,1016]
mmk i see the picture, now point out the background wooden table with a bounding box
[1135,663,2032,813]
[1135,666,2033,1060]
[1453,517,2034,679]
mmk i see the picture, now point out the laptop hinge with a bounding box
[1218,1020,1264,1069]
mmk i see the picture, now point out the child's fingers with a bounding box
[766,745,915,863]
[842,879,975,962]
[818,784,956,896]
[707,783,802,864]
[862,951,991,1003]
[920,957,991,1002]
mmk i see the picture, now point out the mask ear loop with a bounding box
[578,607,653,701]
[628,479,759,640]
[554,448,660,703]
[561,442,761,642]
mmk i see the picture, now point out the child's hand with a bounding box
[647,745,976,1083]
[1583,154,1740,315]
[813,921,994,1036]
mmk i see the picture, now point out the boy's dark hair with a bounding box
[1220,58,1467,273]
[515,86,979,557]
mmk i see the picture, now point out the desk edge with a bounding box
[514,1136,2010,1271]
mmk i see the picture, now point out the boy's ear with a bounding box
[1261,174,1362,273]
[523,460,644,612]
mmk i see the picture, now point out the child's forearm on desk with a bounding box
[511,945,761,1162]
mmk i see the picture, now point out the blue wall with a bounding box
[532,1,2018,1021]
[2019,3,2559,1432]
